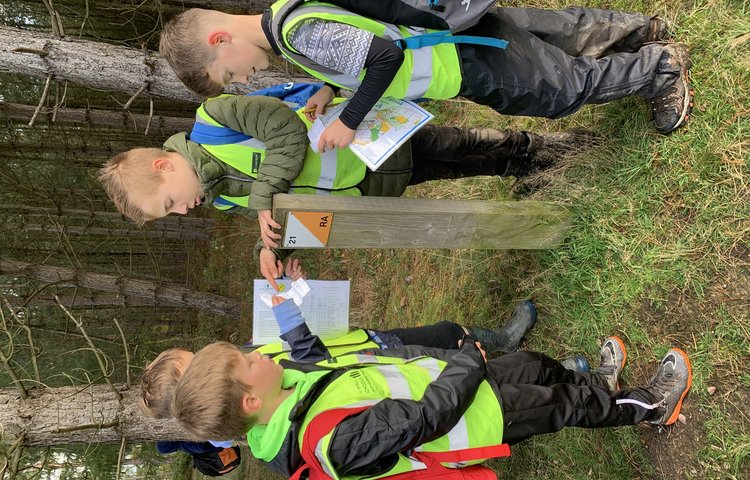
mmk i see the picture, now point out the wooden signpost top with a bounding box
[273,194,570,250]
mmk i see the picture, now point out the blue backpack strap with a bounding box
[189,121,253,146]
[396,30,508,50]
[247,82,324,110]
[190,82,324,145]
[213,196,241,208]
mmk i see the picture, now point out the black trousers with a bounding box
[373,320,468,350]
[488,351,659,444]
[459,7,679,118]
[407,124,532,184]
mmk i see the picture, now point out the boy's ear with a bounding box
[151,157,174,173]
[207,30,232,47]
[241,393,262,415]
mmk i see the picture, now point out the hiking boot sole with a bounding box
[608,335,627,389]
[659,46,695,134]
[663,347,693,425]
[609,335,628,372]
[599,335,628,390]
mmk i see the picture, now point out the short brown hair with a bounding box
[98,148,164,226]
[160,9,225,97]
[172,342,258,440]
[139,348,191,419]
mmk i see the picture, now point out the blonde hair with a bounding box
[172,342,259,440]
[139,348,191,419]
[98,148,164,226]
[160,9,225,97]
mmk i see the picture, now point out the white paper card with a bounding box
[252,279,350,345]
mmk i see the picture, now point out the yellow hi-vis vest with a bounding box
[195,95,366,211]
[269,0,463,100]
[253,328,379,361]
[297,354,505,479]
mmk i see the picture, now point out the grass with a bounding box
[191,0,750,478]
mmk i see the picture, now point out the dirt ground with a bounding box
[638,244,750,479]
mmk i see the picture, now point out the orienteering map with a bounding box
[308,97,433,171]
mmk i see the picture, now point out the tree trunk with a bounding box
[164,0,270,11]
[0,101,195,136]
[0,205,215,229]
[0,384,196,446]
[26,292,183,309]
[0,25,311,103]
[9,222,211,241]
[0,259,241,319]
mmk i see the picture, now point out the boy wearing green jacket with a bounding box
[99,94,585,287]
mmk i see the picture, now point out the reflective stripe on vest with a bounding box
[193,95,366,211]
[299,357,505,479]
[254,328,379,361]
[269,1,462,100]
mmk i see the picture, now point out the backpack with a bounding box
[277,0,509,51]
[156,441,241,477]
[246,81,324,110]
[189,82,323,146]
[290,407,510,480]
[305,0,497,33]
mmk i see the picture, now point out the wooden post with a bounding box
[272,194,570,250]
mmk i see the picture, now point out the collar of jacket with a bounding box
[262,9,282,55]
[163,132,231,209]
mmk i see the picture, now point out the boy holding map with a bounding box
[99,94,589,287]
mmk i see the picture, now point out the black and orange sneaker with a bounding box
[651,43,694,134]
[646,348,693,425]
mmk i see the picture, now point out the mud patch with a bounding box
[637,246,750,479]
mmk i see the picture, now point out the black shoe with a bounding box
[509,129,597,179]
[560,354,591,372]
[646,348,693,425]
[647,17,673,43]
[650,43,694,134]
[469,300,537,354]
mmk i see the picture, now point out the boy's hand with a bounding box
[284,258,307,281]
[318,119,355,152]
[258,210,281,248]
[305,85,335,122]
[259,248,284,291]
[271,295,288,306]
[457,339,488,364]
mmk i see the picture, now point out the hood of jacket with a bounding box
[163,132,256,215]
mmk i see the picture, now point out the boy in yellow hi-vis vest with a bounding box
[99,94,588,289]
[172,297,692,479]
[159,3,693,148]
[141,260,538,477]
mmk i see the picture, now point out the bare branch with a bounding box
[0,305,27,399]
[79,0,91,38]
[10,48,48,57]
[144,96,154,135]
[113,318,131,388]
[4,434,26,458]
[2,299,40,383]
[55,297,122,401]
[115,436,126,480]
[42,0,65,37]
[28,75,53,127]
[122,83,147,111]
